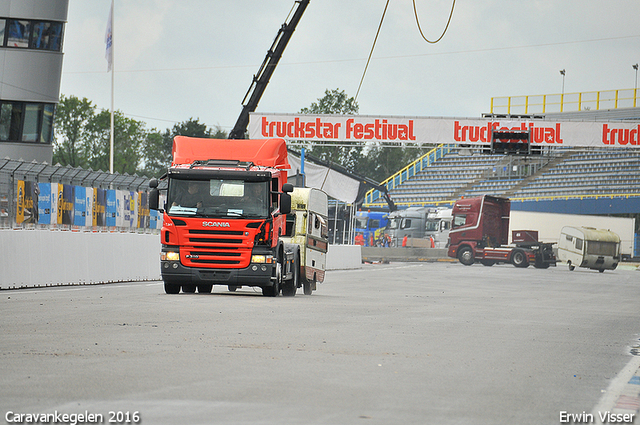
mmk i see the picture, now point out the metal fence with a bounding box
[0,158,160,232]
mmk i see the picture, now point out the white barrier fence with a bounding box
[0,230,362,289]
[0,230,161,289]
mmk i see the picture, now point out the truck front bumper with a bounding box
[161,260,275,287]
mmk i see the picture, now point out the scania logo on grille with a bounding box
[202,221,230,227]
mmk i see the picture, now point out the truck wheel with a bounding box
[480,260,495,267]
[228,285,238,292]
[511,250,529,268]
[197,284,212,293]
[303,281,312,295]
[458,246,474,266]
[567,261,575,271]
[262,283,280,297]
[182,284,196,293]
[164,282,180,294]
[282,253,299,297]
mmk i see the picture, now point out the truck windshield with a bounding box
[167,179,269,218]
[425,219,439,232]
[355,217,368,229]
[387,217,400,230]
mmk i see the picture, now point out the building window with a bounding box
[32,21,63,51]
[7,20,30,48]
[0,101,55,144]
[0,18,63,52]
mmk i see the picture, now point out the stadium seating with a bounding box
[379,147,640,207]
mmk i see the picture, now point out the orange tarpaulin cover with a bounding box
[172,136,290,169]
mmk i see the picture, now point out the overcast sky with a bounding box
[60,0,640,134]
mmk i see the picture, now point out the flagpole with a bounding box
[109,0,115,174]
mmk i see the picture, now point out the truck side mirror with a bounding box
[282,183,294,193]
[149,188,160,210]
[149,179,160,210]
[280,193,291,215]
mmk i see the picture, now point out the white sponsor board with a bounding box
[249,113,640,148]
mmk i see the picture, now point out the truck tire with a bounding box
[303,281,312,295]
[480,259,495,267]
[197,284,213,293]
[567,261,575,271]
[263,259,282,297]
[511,250,529,268]
[282,253,299,297]
[164,282,180,294]
[458,246,474,266]
[182,284,196,293]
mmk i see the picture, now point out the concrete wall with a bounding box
[326,244,362,270]
[0,230,366,289]
[0,230,161,289]
[361,247,450,263]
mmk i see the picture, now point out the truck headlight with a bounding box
[251,255,273,264]
[161,251,180,261]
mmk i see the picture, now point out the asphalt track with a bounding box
[2,261,639,425]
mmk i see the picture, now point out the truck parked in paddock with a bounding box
[354,210,388,246]
[424,207,452,248]
[385,207,428,246]
[149,136,314,296]
[282,187,328,294]
[557,226,621,272]
[447,195,556,268]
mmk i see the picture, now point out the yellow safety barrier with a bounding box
[491,88,639,114]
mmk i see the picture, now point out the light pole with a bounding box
[559,69,566,112]
[633,64,638,107]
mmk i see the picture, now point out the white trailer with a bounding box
[557,226,621,272]
[509,211,635,258]
[282,188,328,295]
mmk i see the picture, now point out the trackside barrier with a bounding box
[0,230,161,289]
[1,233,363,289]
[326,244,362,270]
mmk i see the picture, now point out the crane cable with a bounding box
[356,0,456,101]
[413,0,456,44]
[355,0,390,101]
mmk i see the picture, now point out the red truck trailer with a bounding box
[447,195,556,268]
[148,136,304,296]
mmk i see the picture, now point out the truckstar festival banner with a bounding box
[249,113,640,148]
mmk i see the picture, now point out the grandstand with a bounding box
[363,144,640,212]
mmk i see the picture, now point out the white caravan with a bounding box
[557,226,621,272]
[282,188,328,294]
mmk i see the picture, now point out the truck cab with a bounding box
[149,137,300,296]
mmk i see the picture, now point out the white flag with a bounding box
[105,1,113,71]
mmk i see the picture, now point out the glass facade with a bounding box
[0,18,63,51]
[0,101,55,144]
[0,16,64,148]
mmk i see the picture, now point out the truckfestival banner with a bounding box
[249,113,640,148]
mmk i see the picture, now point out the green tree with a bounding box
[84,110,148,175]
[142,118,228,177]
[53,95,95,167]
[53,94,152,175]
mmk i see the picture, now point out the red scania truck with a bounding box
[148,136,303,296]
[447,195,556,268]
